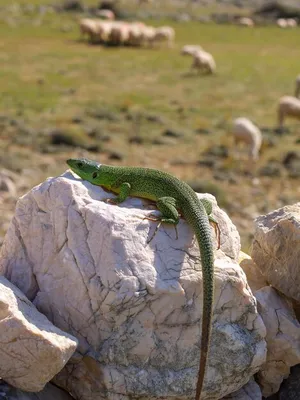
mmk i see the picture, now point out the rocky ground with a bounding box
[0,176,300,399]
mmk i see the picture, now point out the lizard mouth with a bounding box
[66,159,77,168]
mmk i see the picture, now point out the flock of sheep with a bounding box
[79,18,175,47]
[79,11,300,163]
[79,18,216,74]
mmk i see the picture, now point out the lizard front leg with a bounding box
[105,182,131,204]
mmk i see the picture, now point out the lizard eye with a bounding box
[92,172,98,179]
[77,162,83,168]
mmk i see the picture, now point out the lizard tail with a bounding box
[189,214,215,400]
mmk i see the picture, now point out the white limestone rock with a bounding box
[0,171,266,400]
[238,251,268,293]
[222,378,262,399]
[0,276,78,392]
[255,287,300,397]
[251,203,300,302]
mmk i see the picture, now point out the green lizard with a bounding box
[66,158,218,400]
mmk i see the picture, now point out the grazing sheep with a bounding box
[277,18,297,28]
[238,17,254,27]
[151,26,175,47]
[79,18,100,41]
[286,18,297,27]
[97,21,116,43]
[277,18,288,28]
[119,23,131,45]
[278,96,300,128]
[79,20,175,48]
[232,118,262,161]
[127,23,144,46]
[295,75,300,98]
[96,9,115,20]
[109,22,130,45]
[190,50,216,74]
[125,22,152,47]
[181,44,203,56]
[141,25,156,46]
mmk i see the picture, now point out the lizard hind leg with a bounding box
[145,196,180,244]
[208,215,221,250]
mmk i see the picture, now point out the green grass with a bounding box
[1,17,299,125]
[1,6,300,250]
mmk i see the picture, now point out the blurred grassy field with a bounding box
[1,3,300,250]
[2,10,300,123]
[2,17,300,119]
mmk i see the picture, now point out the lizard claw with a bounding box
[136,213,161,222]
[143,215,161,222]
[104,198,118,205]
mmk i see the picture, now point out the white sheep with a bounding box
[79,18,100,42]
[140,25,156,46]
[190,50,216,74]
[295,75,300,98]
[124,23,159,47]
[109,22,130,45]
[126,23,144,46]
[181,44,203,56]
[278,96,300,128]
[151,26,175,47]
[96,9,115,20]
[238,17,254,27]
[232,118,262,161]
[286,18,297,27]
[97,20,115,43]
[277,18,288,28]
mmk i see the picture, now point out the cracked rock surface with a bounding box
[251,203,300,302]
[255,287,300,397]
[0,171,266,400]
[222,377,262,399]
[0,276,77,392]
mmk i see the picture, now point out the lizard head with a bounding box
[67,158,102,182]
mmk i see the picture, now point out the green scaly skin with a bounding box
[66,158,215,400]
